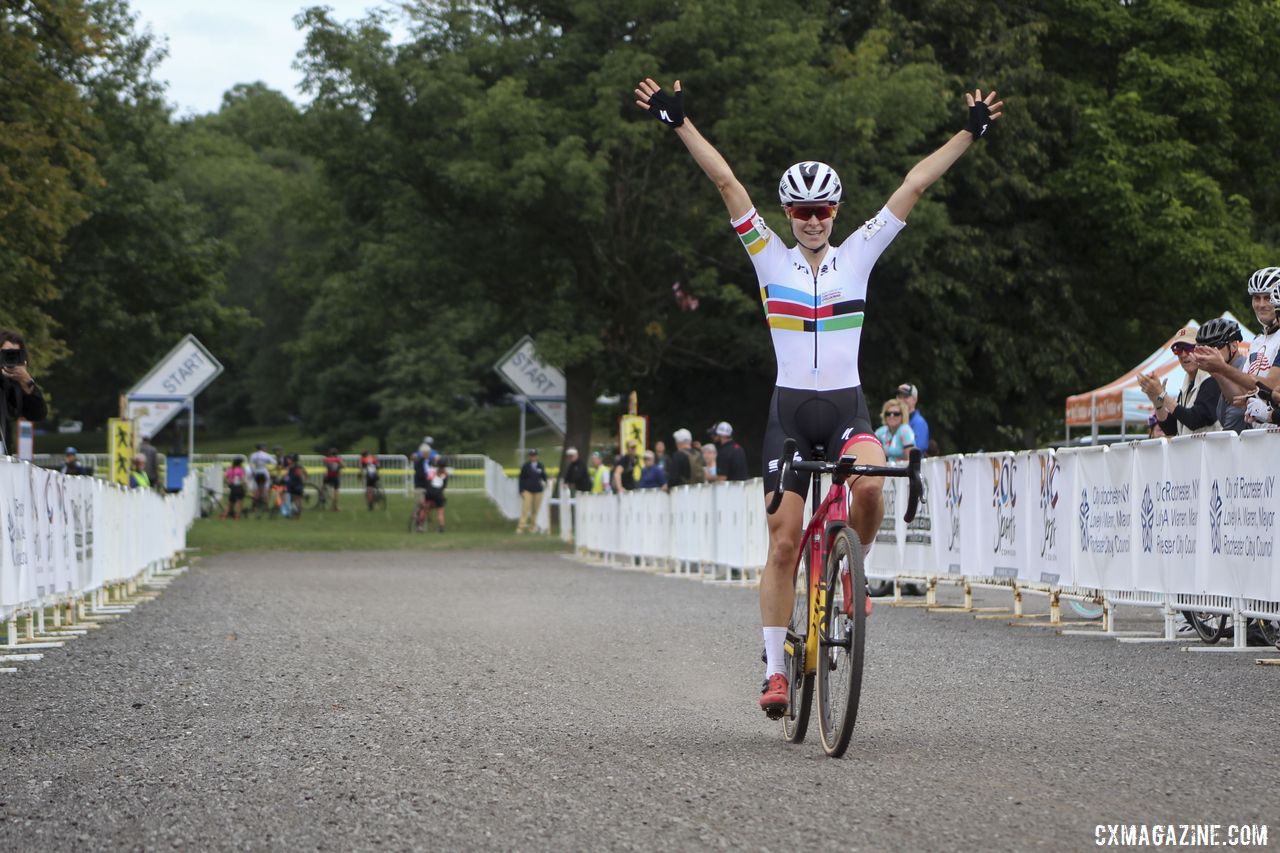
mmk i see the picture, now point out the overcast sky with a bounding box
[126,1,404,116]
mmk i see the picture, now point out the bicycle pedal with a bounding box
[764,707,785,721]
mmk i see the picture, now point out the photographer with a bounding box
[0,330,47,455]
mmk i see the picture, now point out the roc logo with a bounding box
[1140,486,1155,554]
[1037,455,1060,558]
[1209,480,1223,555]
[1078,489,1090,552]
[944,458,964,551]
[989,457,1017,554]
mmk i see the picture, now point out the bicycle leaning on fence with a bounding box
[765,438,923,758]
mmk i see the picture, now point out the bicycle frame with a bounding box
[787,473,851,678]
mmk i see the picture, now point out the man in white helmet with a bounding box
[635,75,1004,718]
[1194,268,1280,426]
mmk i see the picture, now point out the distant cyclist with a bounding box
[360,450,380,510]
[248,443,275,506]
[322,447,343,511]
[635,76,1003,717]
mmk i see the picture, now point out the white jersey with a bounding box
[1246,327,1280,378]
[732,205,905,391]
[249,450,275,475]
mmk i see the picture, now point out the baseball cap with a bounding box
[673,428,692,443]
[1170,326,1197,347]
[65,446,77,455]
[896,383,918,399]
[528,447,539,455]
[714,421,733,437]
[565,446,578,456]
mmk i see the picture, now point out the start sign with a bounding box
[128,335,223,400]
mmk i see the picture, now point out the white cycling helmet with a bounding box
[1246,266,1280,295]
[778,161,842,205]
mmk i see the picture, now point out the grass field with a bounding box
[187,491,570,556]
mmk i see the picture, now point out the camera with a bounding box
[0,348,26,368]
[1256,382,1274,404]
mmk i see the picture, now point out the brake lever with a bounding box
[903,449,923,523]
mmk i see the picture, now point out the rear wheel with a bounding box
[1184,610,1228,644]
[301,482,322,510]
[817,528,866,758]
[782,549,813,744]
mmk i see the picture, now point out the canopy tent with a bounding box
[1064,312,1256,436]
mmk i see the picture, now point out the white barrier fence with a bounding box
[0,458,199,656]
[576,431,1280,645]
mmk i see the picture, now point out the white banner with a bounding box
[902,468,933,575]
[929,456,966,576]
[1197,431,1277,600]
[868,476,905,578]
[1024,450,1072,586]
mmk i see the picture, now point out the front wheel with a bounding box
[817,528,866,758]
[782,548,813,744]
[301,482,322,510]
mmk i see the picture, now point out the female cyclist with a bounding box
[634,76,1003,717]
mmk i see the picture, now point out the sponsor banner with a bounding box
[1025,449,1072,586]
[902,466,933,574]
[928,456,965,575]
[29,465,52,599]
[1132,437,1199,594]
[1197,431,1277,600]
[1069,446,1134,592]
[0,464,32,609]
[867,476,905,578]
[972,452,1024,580]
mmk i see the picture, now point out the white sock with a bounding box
[862,541,874,563]
[763,627,787,679]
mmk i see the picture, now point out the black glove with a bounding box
[646,87,685,129]
[965,99,992,139]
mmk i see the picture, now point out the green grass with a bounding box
[187,491,570,556]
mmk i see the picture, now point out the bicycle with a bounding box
[200,487,226,519]
[766,438,923,758]
[366,483,387,511]
[408,494,439,533]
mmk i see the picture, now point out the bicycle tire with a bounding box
[1256,619,1280,649]
[200,492,222,519]
[301,482,322,510]
[782,548,814,744]
[816,527,866,758]
[1184,610,1228,644]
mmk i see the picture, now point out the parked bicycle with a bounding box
[766,439,922,757]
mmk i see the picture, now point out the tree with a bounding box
[0,1,104,364]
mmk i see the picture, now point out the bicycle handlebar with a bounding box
[765,440,924,524]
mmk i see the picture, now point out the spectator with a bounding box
[61,447,84,476]
[701,442,718,480]
[249,443,275,505]
[419,435,439,463]
[223,456,248,519]
[1196,269,1280,428]
[560,447,591,495]
[517,448,547,533]
[636,450,668,490]
[139,435,160,491]
[284,455,307,518]
[666,428,706,488]
[423,457,448,533]
[360,450,380,510]
[612,441,641,494]
[322,447,343,511]
[896,383,930,456]
[1138,326,1221,436]
[875,398,916,462]
[653,440,669,474]
[1190,318,1247,433]
[0,330,46,454]
[589,451,611,494]
[128,453,151,490]
[711,421,748,481]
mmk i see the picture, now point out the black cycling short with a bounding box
[762,385,874,497]
[364,474,380,487]
[423,487,447,507]
[228,484,246,501]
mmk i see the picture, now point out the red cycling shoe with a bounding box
[759,673,789,719]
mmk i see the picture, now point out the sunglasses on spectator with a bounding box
[1171,343,1196,354]
[785,204,838,221]
[885,411,903,417]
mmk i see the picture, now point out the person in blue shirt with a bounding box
[896,383,930,455]
[636,449,668,490]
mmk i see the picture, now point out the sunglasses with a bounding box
[885,411,903,417]
[1171,343,1196,354]
[785,204,837,222]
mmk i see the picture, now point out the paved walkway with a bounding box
[2,551,1276,850]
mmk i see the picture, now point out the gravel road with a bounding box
[2,550,1276,851]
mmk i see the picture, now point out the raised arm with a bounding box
[634,78,752,221]
[886,89,1004,222]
